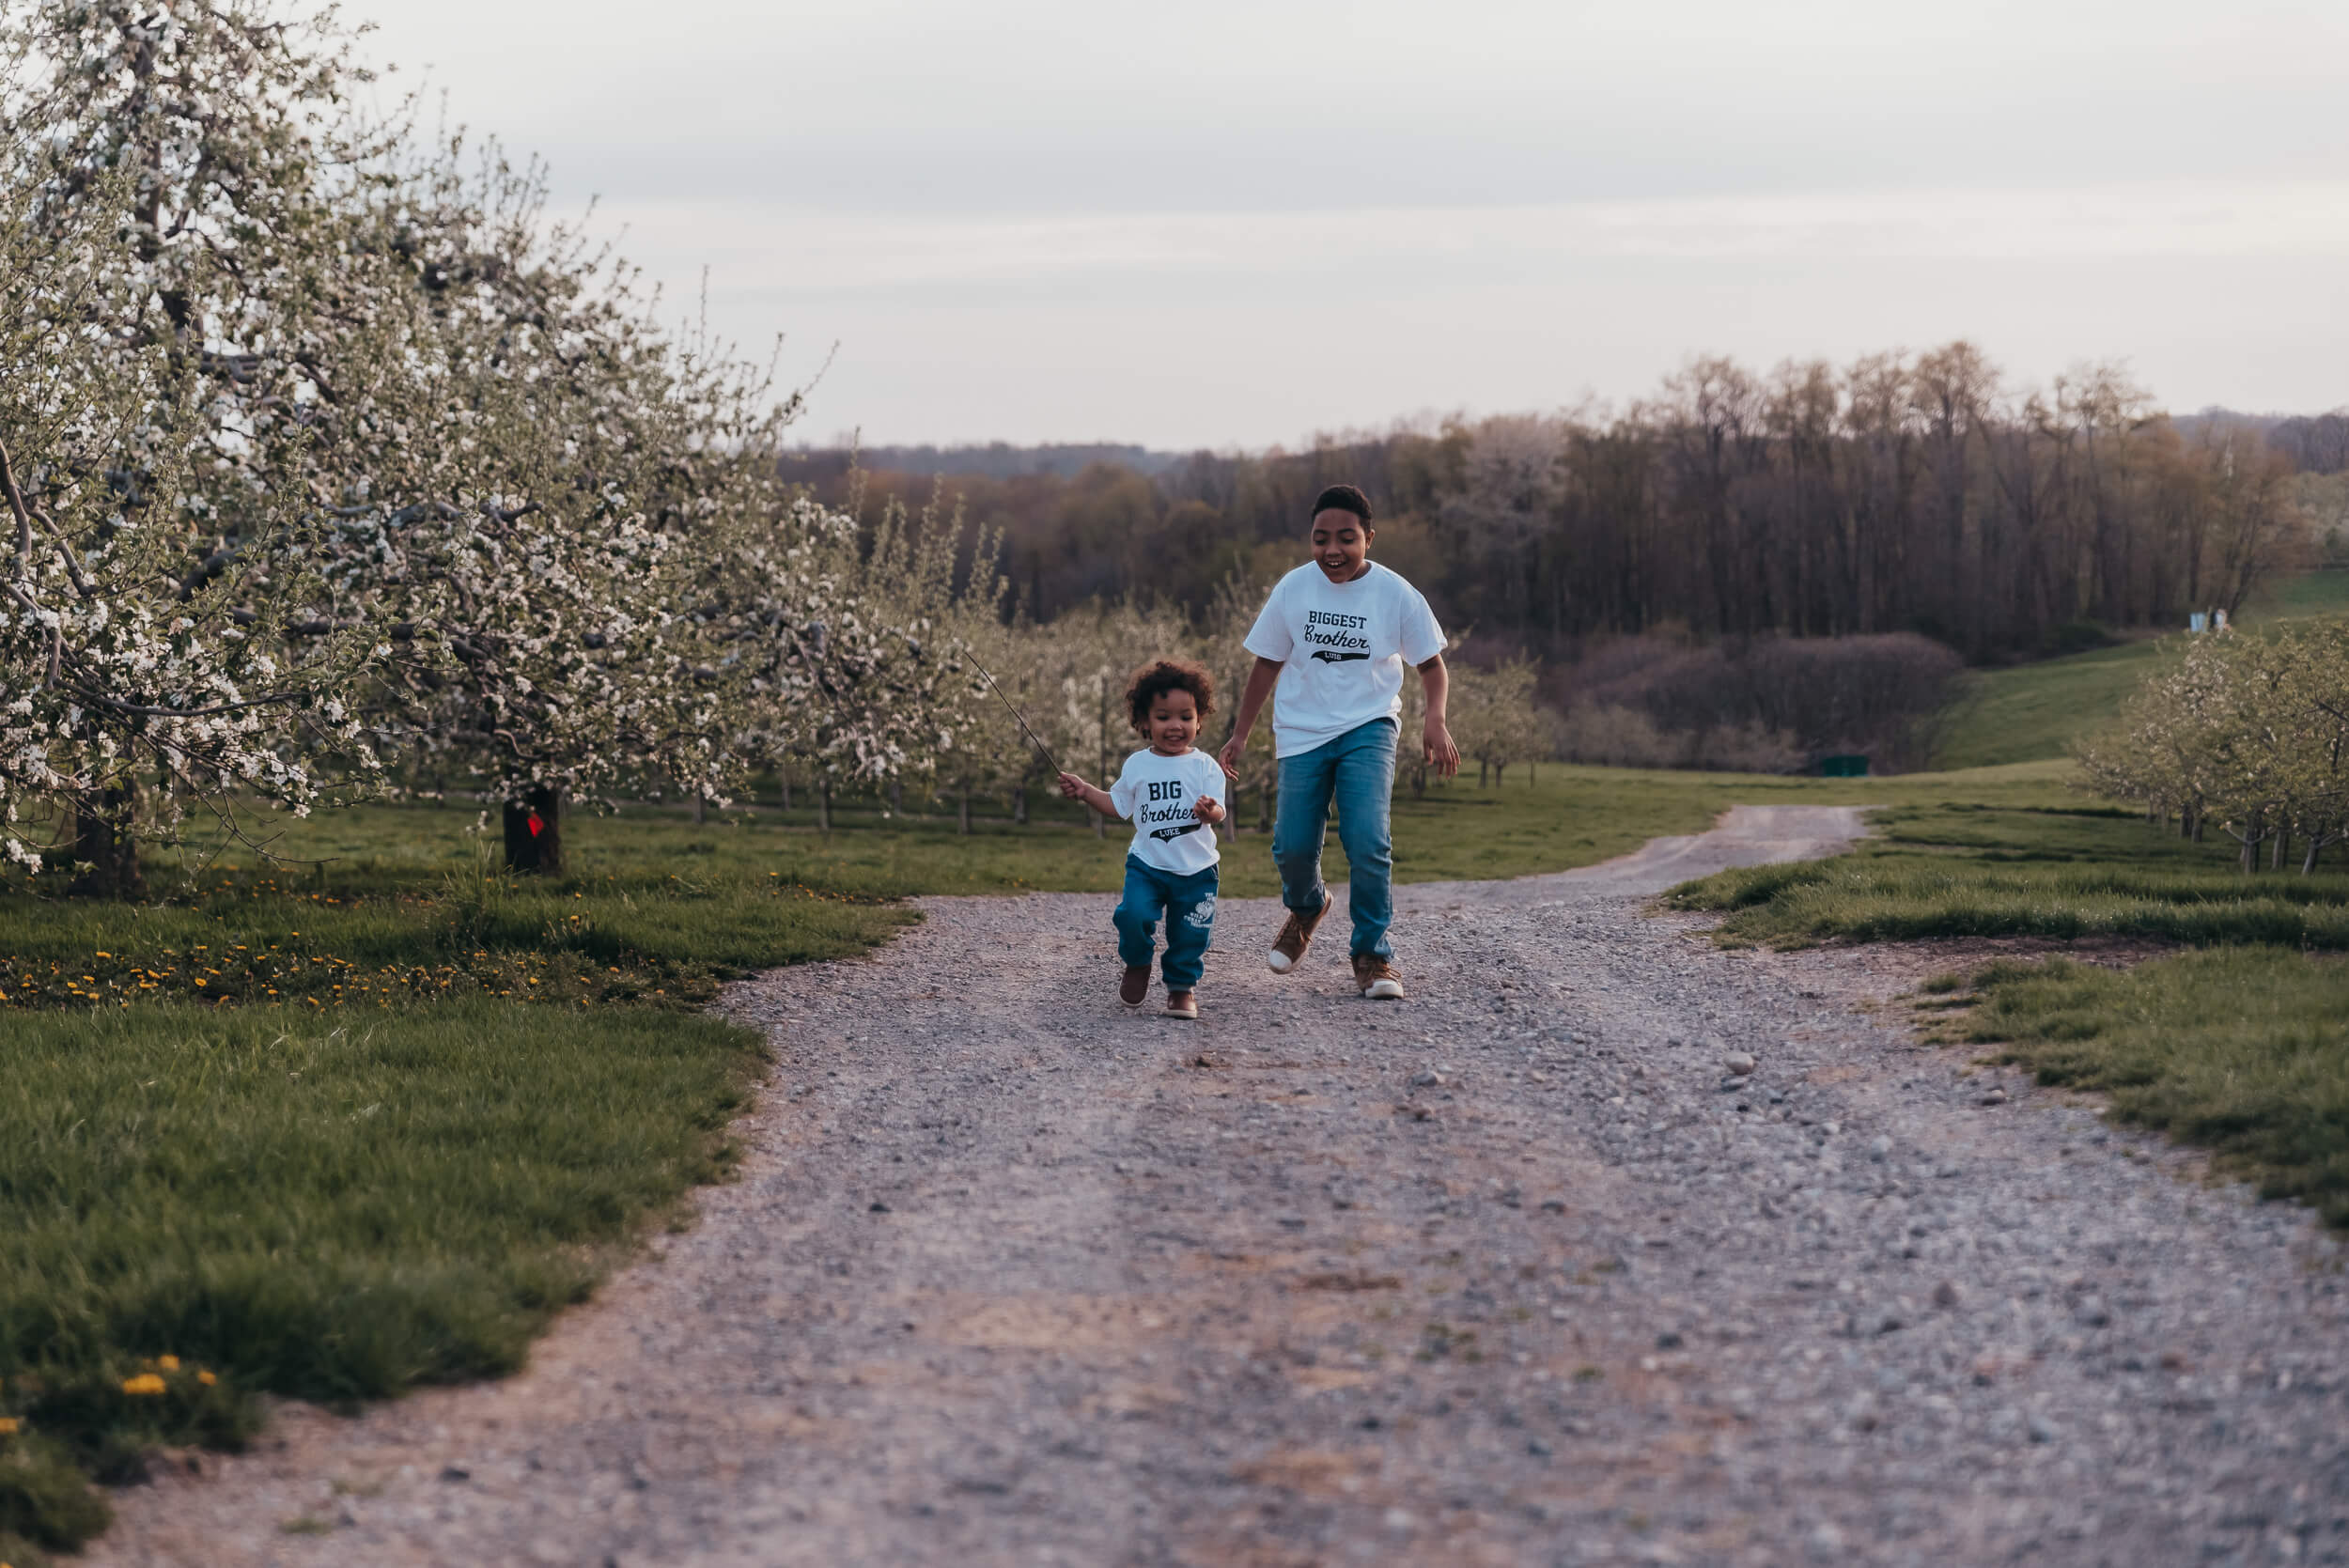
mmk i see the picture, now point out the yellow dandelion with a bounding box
[121,1373,167,1396]
[197,1370,217,1387]
[158,1355,179,1372]
[0,1415,17,1435]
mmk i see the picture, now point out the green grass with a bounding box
[1933,641,2171,770]
[198,763,1757,901]
[1667,788,2349,949]
[2248,564,2349,620]
[0,1003,777,1557]
[0,818,926,1559]
[1944,951,2349,1225]
[1933,567,2349,770]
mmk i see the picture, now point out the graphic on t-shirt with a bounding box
[1134,777,1208,843]
[1302,609,1372,661]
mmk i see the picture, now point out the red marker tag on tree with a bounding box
[527,812,545,838]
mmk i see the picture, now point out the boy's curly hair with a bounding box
[1126,659,1215,734]
[1312,482,1374,524]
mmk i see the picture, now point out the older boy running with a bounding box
[1218,484,1460,1001]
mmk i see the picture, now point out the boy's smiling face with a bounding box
[1311,508,1373,583]
[1144,687,1201,754]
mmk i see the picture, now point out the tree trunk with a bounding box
[1013,785,1028,825]
[1091,808,1107,839]
[958,792,972,835]
[2305,837,2325,876]
[1479,760,1489,788]
[502,785,565,876]
[693,795,708,826]
[1495,762,1507,787]
[70,784,144,899]
[817,782,832,833]
[2272,831,2288,872]
[780,774,792,811]
[890,779,904,815]
[1257,783,1272,831]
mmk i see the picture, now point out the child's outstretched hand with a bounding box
[1192,793,1224,823]
[1057,771,1090,801]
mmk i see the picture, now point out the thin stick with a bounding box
[961,644,1062,775]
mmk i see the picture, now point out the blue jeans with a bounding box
[1272,718,1397,960]
[1114,857,1219,990]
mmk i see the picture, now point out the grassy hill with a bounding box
[1932,567,2349,770]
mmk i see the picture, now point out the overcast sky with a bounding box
[365,0,2349,449]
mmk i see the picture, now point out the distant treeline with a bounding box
[2264,413,2349,476]
[798,345,2330,665]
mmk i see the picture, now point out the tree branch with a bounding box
[0,434,32,581]
[69,686,303,719]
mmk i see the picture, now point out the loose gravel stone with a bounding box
[83,806,2349,1568]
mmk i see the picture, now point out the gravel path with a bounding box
[89,807,2349,1567]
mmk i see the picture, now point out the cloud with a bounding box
[357,0,2349,442]
[600,179,2349,303]
[373,0,2349,212]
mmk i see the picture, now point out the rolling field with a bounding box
[1931,567,2349,769]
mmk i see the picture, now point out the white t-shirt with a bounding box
[1242,562,1447,757]
[1109,747,1227,875]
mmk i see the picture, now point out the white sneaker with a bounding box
[1351,954,1406,1001]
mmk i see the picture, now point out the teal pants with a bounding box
[1114,857,1218,989]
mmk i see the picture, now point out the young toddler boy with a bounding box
[1058,660,1228,1019]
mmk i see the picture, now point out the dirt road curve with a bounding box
[92,807,2349,1567]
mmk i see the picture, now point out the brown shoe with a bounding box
[1164,990,1199,1020]
[1119,965,1151,1006]
[1351,954,1406,1001]
[1268,893,1330,974]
